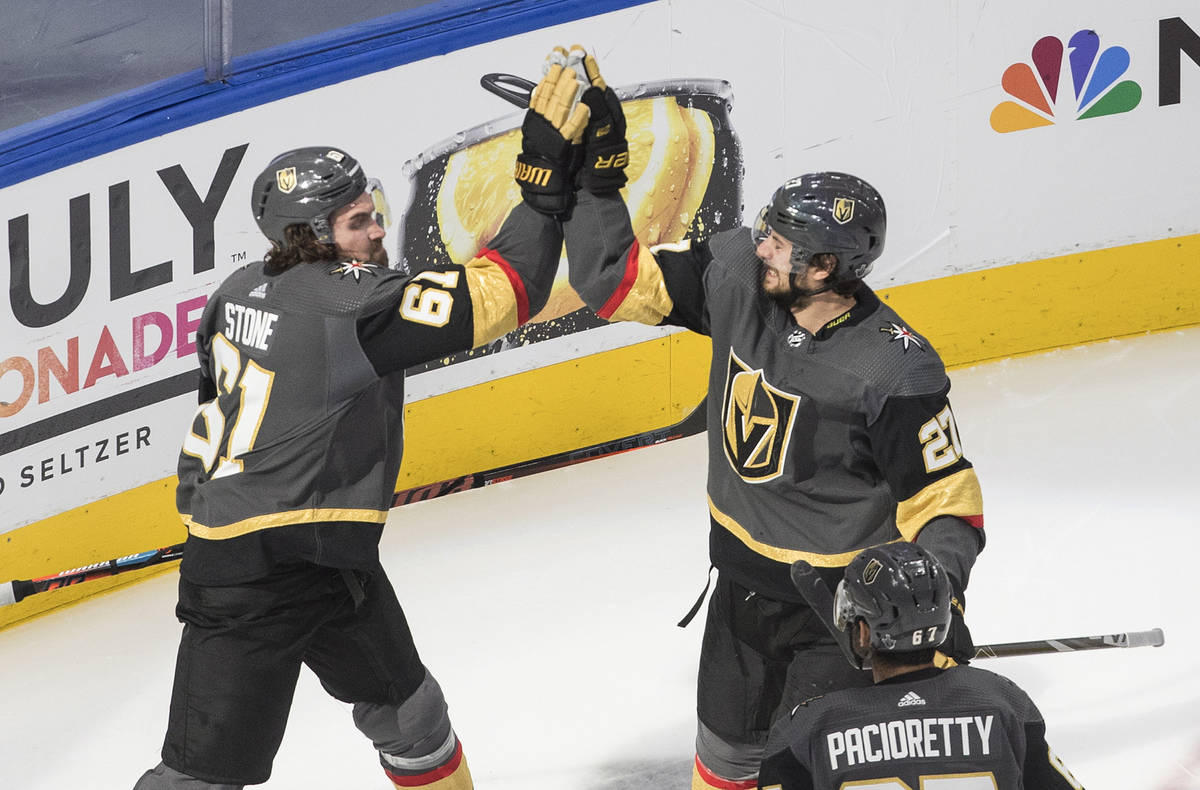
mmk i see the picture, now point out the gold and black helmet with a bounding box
[753,171,886,281]
[834,542,952,653]
[250,146,369,244]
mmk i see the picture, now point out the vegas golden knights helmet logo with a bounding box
[276,166,297,194]
[721,350,800,483]
[832,197,855,224]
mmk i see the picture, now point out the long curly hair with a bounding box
[263,224,339,274]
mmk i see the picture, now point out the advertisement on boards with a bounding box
[1,0,1198,539]
[0,3,743,533]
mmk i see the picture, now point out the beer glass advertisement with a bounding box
[396,74,743,374]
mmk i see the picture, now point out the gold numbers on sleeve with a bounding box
[399,269,460,327]
[918,405,964,473]
[181,334,275,479]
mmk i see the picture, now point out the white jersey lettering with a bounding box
[827,715,996,769]
[223,302,279,352]
[976,715,993,755]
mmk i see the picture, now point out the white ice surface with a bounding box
[1,327,1198,789]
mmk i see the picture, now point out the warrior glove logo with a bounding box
[276,166,297,193]
[514,161,552,188]
[721,350,800,483]
[593,151,629,169]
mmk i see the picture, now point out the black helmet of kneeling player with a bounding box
[751,172,886,284]
[835,542,951,654]
[251,146,370,245]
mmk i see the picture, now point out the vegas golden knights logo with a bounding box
[832,197,855,224]
[276,166,297,194]
[862,558,883,584]
[721,350,801,483]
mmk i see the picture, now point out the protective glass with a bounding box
[367,177,391,231]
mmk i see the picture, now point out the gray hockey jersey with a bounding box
[564,191,983,600]
[177,203,559,584]
[759,666,1084,789]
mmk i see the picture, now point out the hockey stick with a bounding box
[970,628,1165,658]
[789,559,1165,663]
[392,397,708,506]
[789,559,860,665]
[2,400,709,605]
[0,544,185,607]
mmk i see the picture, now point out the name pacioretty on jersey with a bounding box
[826,714,995,770]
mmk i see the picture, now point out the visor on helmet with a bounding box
[752,204,813,270]
[833,577,874,670]
[751,205,771,246]
[833,578,855,633]
[367,177,391,232]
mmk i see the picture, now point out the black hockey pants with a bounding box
[156,561,428,785]
[696,573,871,767]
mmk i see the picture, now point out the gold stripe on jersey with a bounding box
[894,467,984,541]
[463,256,521,347]
[708,496,902,567]
[182,507,389,540]
[602,242,675,324]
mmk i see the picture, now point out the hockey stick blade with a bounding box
[971,628,1165,659]
[479,73,534,109]
[0,544,185,607]
[789,559,858,667]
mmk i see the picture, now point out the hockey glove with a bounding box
[515,46,590,217]
[577,52,629,194]
[935,593,976,667]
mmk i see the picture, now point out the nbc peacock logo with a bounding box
[990,29,1143,133]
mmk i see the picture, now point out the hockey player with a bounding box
[758,543,1084,788]
[528,49,986,788]
[133,60,586,790]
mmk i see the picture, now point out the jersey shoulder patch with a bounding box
[327,260,385,282]
[835,302,948,400]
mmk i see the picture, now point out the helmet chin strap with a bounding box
[786,249,842,299]
[766,271,833,312]
[788,271,834,298]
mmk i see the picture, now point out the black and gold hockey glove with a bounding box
[515,46,590,217]
[577,52,629,194]
[935,591,976,667]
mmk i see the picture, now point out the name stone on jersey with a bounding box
[223,302,280,352]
